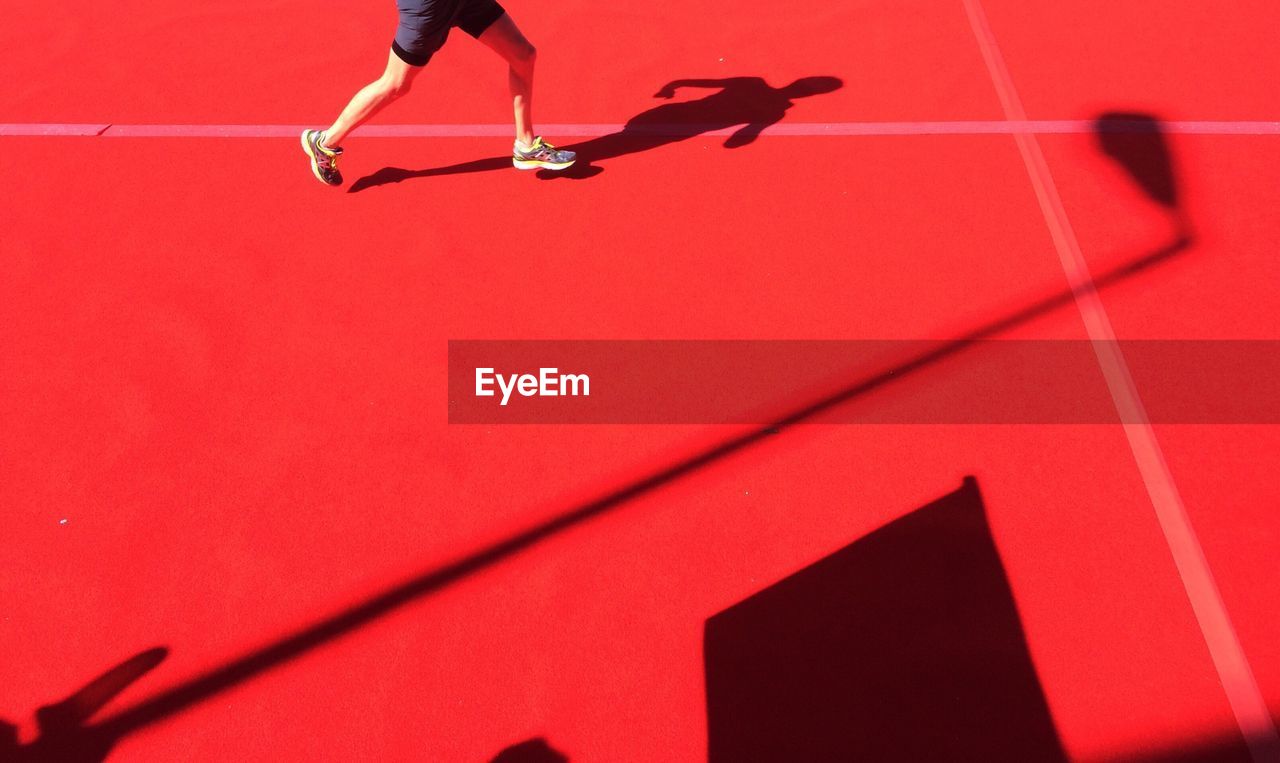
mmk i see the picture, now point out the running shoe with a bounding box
[513,137,576,170]
[301,129,344,186]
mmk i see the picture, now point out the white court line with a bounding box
[961,0,1280,760]
[0,120,1278,138]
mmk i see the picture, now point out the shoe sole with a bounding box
[513,157,576,171]
[301,130,342,186]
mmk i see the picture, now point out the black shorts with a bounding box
[391,0,505,67]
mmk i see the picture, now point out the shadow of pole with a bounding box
[6,114,1191,761]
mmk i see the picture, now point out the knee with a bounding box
[512,40,536,68]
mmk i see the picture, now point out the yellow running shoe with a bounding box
[512,137,576,171]
[301,129,344,186]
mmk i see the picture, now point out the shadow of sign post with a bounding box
[3,113,1197,762]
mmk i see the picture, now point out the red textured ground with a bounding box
[2,0,1278,760]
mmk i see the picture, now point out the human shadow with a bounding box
[348,76,843,192]
[0,648,167,763]
[489,737,569,762]
[10,113,1194,760]
[704,477,1067,761]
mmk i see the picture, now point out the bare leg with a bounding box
[476,14,537,146]
[324,50,420,148]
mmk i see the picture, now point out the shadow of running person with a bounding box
[0,648,168,763]
[489,737,570,762]
[348,75,843,192]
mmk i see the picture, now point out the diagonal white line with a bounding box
[960,0,1280,759]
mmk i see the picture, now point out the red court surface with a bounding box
[2,0,1278,760]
